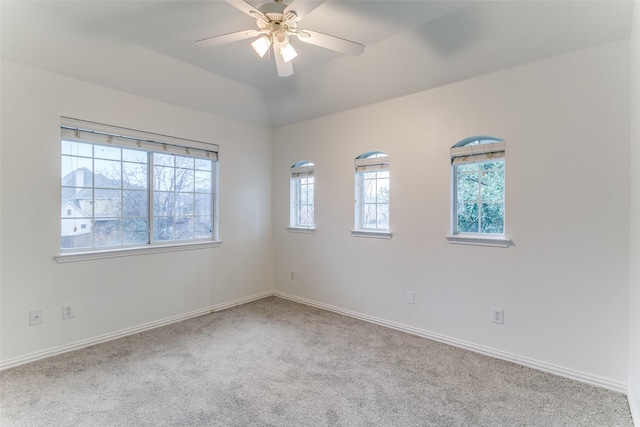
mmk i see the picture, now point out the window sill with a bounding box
[351,230,392,239]
[287,227,316,234]
[55,240,222,263]
[446,234,512,248]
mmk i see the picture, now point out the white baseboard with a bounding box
[209,290,275,312]
[1,289,629,397]
[629,385,639,426]
[274,291,628,394]
[0,290,275,371]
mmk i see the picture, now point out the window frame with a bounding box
[56,117,221,262]
[352,151,392,239]
[289,161,315,232]
[448,136,511,247]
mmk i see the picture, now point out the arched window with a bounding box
[290,161,315,230]
[353,151,391,236]
[451,136,505,236]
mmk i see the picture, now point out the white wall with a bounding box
[0,60,274,365]
[0,2,634,407]
[0,1,272,128]
[0,1,4,370]
[629,0,640,422]
[274,40,630,389]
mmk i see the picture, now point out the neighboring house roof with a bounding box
[61,167,121,189]
[69,188,122,201]
[61,167,145,208]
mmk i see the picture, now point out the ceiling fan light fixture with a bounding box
[196,0,365,77]
[251,35,272,57]
[280,43,297,63]
[273,30,288,45]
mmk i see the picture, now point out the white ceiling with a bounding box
[1,0,634,127]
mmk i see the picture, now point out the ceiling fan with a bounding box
[195,0,365,77]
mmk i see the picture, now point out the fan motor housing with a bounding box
[259,2,287,20]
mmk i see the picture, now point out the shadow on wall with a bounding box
[416,5,482,57]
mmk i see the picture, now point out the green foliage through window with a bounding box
[455,160,504,234]
[451,136,505,236]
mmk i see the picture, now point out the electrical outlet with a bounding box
[30,309,43,326]
[492,308,504,324]
[62,305,74,320]
[290,270,295,280]
[406,291,415,304]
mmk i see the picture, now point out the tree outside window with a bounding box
[355,152,390,232]
[290,161,315,229]
[451,137,505,236]
[61,125,216,251]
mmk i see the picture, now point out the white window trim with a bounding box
[450,140,505,159]
[61,117,219,159]
[446,234,511,248]
[354,152,390,234]
[351,230,392,239]
[60,118,219,255]
[287,227,316,234]
[290,162,315,229]
[55,240,222,263]
[450,137,506,241]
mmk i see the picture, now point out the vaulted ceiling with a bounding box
[1,1,634,128]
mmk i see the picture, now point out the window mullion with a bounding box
[374,175,379,228]
[148,152,154,244]
[477,167,482,233]
[358,174,365,229]
[453,166,458,234]
[119,149,124,246]
[91,149,96,248]
[298,181,303,225]
[171,162,176,241]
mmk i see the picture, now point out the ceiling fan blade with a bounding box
[274,47,294,77]
[283,0,325,21]
[297,30,364,56]
[195,30,259,47]
[224,0,267,20]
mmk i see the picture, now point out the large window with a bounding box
[354,151,390,236]
[451,136,505,236]
[289,161,315,230]
[60,118,218,253]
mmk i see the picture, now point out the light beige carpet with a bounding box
[0,297,633,426]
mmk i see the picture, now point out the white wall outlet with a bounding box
[62,305,74,320]
[406,291,415,304]
[290,270,295,280]
[492,308,504,324]
[29,309,43,326]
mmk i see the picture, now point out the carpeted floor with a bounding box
[0,297,633,426]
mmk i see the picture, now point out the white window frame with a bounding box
[352,151,391,239]
[289,161,315,232]
[448,136,511,247]
[56,117,221,262]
